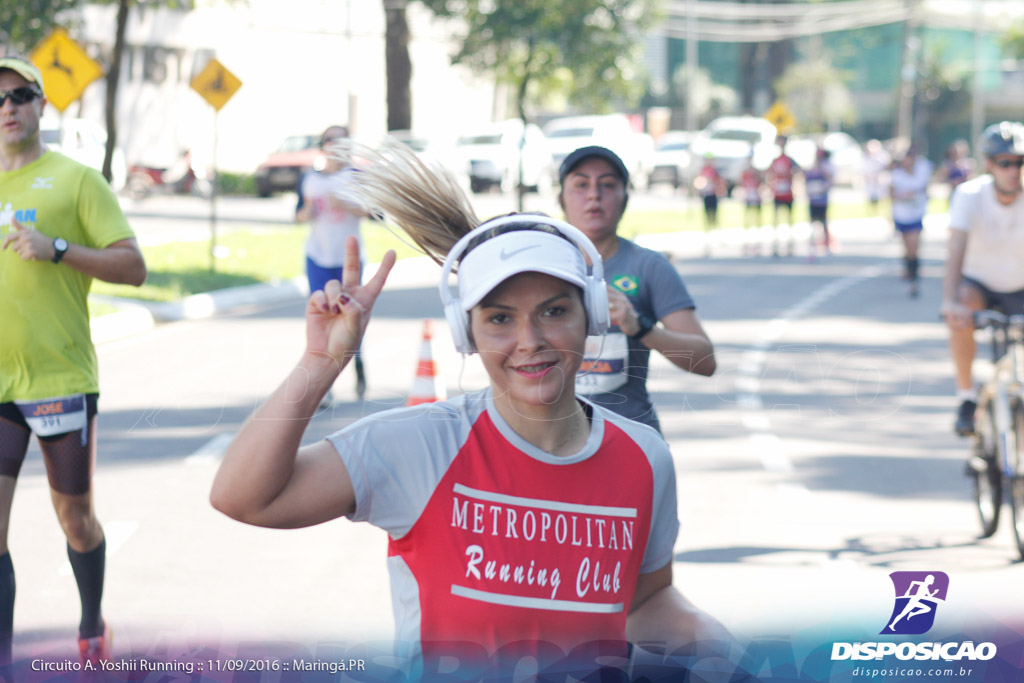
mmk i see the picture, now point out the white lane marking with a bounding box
[740,265,882,489]
[777,483,814,499]
[59,520,139,576]
[742,413,772,432]
[749,433,793,473]
[735,377,761,396]
[184,432,234,467]
[737,349,767,375]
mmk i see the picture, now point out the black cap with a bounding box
[558,145,629,185]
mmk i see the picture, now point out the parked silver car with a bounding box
[648,130,697,188]
[456,119,554,194]
[543,114,654,190]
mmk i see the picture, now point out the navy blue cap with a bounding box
[558,145,629,185]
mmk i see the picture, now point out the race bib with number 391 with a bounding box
[14,394,87,437]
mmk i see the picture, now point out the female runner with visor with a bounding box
[210,141,729,677]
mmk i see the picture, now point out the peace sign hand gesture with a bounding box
[305,236,396,371]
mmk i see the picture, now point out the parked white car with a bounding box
[456,119,554,194]
[387,129,469,192]
[687,116,778,194]
[40,118,128,192]
[543,114,654,190]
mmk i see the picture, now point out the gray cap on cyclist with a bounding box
[980,122,1024,158]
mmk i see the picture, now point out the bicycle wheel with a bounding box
[1010,405,1024,560]
[971,397,1002,538]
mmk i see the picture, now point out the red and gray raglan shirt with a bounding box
[328,388,679,663]
[769,154,799,203]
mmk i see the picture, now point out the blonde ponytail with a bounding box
[327,138,480,264]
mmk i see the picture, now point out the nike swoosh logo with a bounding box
[500,245,539,260]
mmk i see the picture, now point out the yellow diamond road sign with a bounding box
[30,29,104,113]
[190,58,242,112]
[764,101,797,135]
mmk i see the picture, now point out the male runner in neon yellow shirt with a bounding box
[0,55,146,667]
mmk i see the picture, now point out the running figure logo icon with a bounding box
[881,571,949,635]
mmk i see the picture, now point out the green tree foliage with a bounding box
[420,0,660,117]
[670,65,737,127]
[420,0,659,208]
[774,56,855,133]
[915,41,970,154]
[0,0,78,53]
[1001,21,1024,60]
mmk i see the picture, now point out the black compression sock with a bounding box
[67,538,105,639]
[0,552,14,665]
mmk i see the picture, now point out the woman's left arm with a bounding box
[627,564,733,654]
[607,283,716,377]
[643,308,716,376]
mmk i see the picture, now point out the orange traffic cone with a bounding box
[406,320,446,406]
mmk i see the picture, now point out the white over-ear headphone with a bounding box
[438,215,610,353]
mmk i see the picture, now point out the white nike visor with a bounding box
[457,229,589,311]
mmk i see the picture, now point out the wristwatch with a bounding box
[52,237,68,264]
[630,313,656,340]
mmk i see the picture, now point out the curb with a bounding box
[90,276,309,344]
[144,276,310,322]
[88,256,445,346]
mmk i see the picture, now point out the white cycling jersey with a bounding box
[949,175,1024,293]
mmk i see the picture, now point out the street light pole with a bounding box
[345,0,351,128]
[971,0,985,159]
[896,0,919,142]
[685,0,698,131]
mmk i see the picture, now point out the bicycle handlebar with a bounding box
[972,310,1024,329]
[974,310,1009,327]
[936,310,1024,330]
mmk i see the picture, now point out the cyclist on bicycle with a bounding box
[942,121,1024,435]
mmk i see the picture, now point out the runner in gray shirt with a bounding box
[559,146,716,432]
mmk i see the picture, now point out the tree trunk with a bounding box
[768,38,793,105]
[384,1,411,132]
[102,0,131,184]
[740,42,756,114]
[514,38,535,212]
[738,0,757,115]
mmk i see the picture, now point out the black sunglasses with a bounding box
[0,86,41,107]
[993,158,1024,169]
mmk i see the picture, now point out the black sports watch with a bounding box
[630,313,656,340]
[52,237,69,264]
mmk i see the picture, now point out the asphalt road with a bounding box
[9,193,1023,679]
